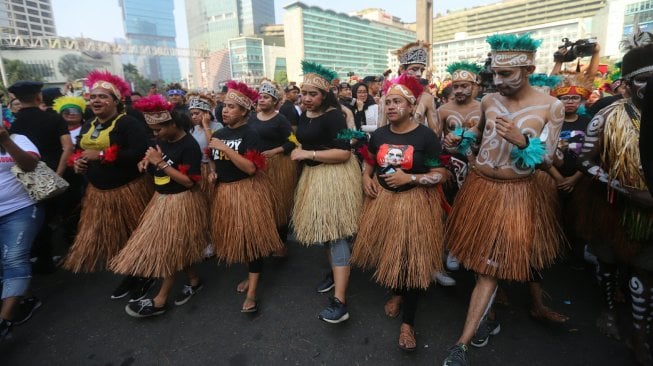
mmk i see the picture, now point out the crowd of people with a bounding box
[1,29,653,366]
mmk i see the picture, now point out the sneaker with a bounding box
[111,276,135,300]
[174,282,204,306]
[318,297,349,324]
[442,343,469,366]
[433,272,457,287]
[125,298,167,318]
[316,272,335,293]
[13,297,43,325]
[446,253,460,271]
[129,278,156,302]
[471,319,501,347]
[0,319,13,342]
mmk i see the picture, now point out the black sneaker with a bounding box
[318,297,349,324]
[471,319,500,347]
[111,276,135,300]
[125,298,167,318]
[13,297,43,326]
[316,272,334,293]
[443,343,469,366]
[174,281,204,306]
[128,278,156,303]
[0,319,13,342]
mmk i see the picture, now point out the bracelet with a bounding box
[157,163,170,171]
[312,151,316,161]
[518,133,530,150]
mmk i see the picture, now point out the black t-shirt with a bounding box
[279,100,299,126]
[78,114,149,189]
[369,124,442,192]
[296,108,351,167]
[248,113,295,154]
[558,115,590,177]
[148,134,202,194]
[210,123,260,183]
[10,106,69,170]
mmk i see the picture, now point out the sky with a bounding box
[51,0,495,48]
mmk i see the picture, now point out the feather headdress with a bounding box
[384,74,424,105]
[85,70,131,99]
[133,94,174,125]
[551,73,593,100]
[225,80,259,110]
[486,33,541,68]
[301,60,338,91]
[53,95,86,114]
[446,61,482,83]
[621,28,653,80]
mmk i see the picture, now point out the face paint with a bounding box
[493,68,525,96]
[452,82,473,104]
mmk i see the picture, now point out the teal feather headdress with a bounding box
[446,61,482,75]
[528,74,562,89]
[486,33,542,52]
[301,60,338,83]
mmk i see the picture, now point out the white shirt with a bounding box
[190,121,223,163]
[0,134,40,216]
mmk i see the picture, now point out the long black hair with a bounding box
[318,88,341,113]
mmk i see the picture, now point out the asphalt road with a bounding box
[1,238,634,365]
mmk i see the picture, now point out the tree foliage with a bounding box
[58,54,95,80]
[123,63,164,95]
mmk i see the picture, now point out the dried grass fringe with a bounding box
[63,176,153,273]
[352,183,445,289]
[446,170,564,281]
[109,189,208,278]
[210,173,282,264]
[265,154,298,226]
[292,156,363,245]
[199,162,215,202]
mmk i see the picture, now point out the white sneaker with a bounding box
[433,272,456,286]
[446,253,460,271]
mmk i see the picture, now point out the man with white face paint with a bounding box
[377,41,441,135]
[441,34,565,366]
[577,36,653,365]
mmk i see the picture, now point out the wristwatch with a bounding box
[411,174,417,183]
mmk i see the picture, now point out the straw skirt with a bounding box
[266,153,299,226]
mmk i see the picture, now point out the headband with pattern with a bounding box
[259,82,280,100]
[188,97,212,112]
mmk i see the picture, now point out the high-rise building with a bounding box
[185,0,275,89]
[284,2,416,82]
[120,0,181,82]
[0,0,56,37]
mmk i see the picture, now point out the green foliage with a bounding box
[274,70,288,86]
[58,54,95,80]
[123,63,162,95]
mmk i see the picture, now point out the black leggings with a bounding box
[277,225,289,243]
[248,258,264,274]
[395,288,420,326]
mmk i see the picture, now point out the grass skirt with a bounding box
[63,176,153,273]
[210,173,282,264]
[447,169,564,281]
[292,155,363,245]
[266,154,298,226]
[109,189,208,278]
[199,162,215,202]
[351,183,445,289]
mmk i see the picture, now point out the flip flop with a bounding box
[241,298,258,313]
[236,279,249,293]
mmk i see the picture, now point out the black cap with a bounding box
[42,87,63,106]
[8,80,43,95]
[363,75,382,84]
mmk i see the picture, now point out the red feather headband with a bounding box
[133,94,174,125]
[86,70,131,100]
[225,80,259,110]
[383,74,424,104]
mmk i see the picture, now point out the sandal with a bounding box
[236,279,249,293]
[530,306,570,324]
[384,295,402,318]
[241,297,258,313]
[398,323,417,352]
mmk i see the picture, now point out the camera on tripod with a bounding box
[554,38,597,62]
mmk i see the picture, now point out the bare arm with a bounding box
[290,147,351,164]
[540,100,565,169]
[56,134,74,176]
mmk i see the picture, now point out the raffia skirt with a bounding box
[266,154,298,226]
[109,189,208,278]
[199,162,215,202]
[210,173,283,264]
[351,183,445,290]
[447,169,564,281]
[292,155,363,245]
[63,175,153,273]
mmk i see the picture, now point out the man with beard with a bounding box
[378,41,441,135]
[441,34,565,366]
[577,36,653,366]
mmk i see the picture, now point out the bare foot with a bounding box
[398,323,416,351]
[530,305,570,323]
[236,279,249,293]
[384,295,402,318]
[241,297,258,313]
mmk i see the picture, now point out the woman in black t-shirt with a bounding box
[65,71,154,300]
[290,61,363,324]
[109,95,208,318]
[209,81,282,313]
[351,74,449,351]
